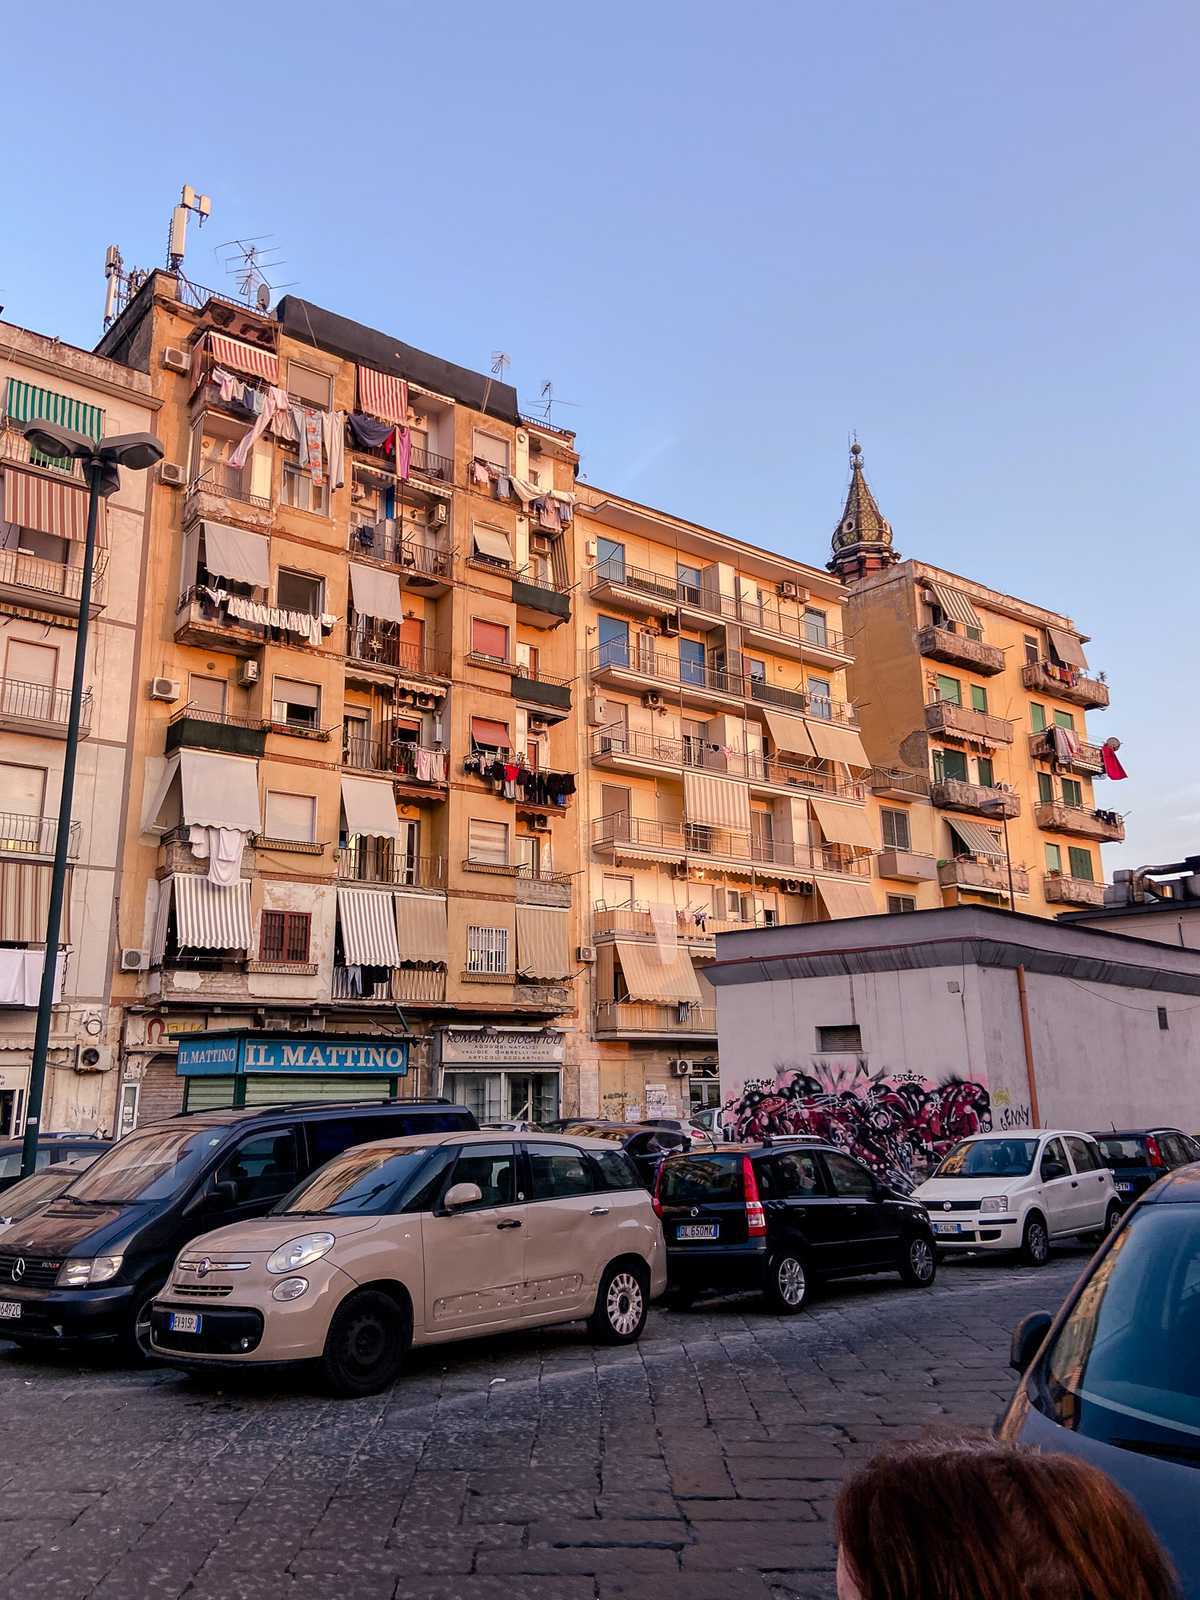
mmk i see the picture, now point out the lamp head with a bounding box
[99,431,165,472]
[22,421,95,461]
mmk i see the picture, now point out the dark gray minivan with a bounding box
[0,1099,475,1358]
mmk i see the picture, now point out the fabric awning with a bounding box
[2,465,90,542]
[341,775,401,839]
[809,797,877,850]
[201,521,270,588]
[0,860,70,942]
[395,893,448,965]
[472,526,513,564]
[173,874,253,949]
[181,750,260,831]
[804,720,871,768]
[948,818,1004,857]
[357,367,408,425]
[614,939,703,1004]
[516,907,571,980]
[684,770,752,833]
[1046,627,1088,669]
[203,332,278,385]
[762,709,816,758]
[927,581,981,630]
[816,879,878,920]
[5,377,103,442]
[337,887,401,966]
[349,561,404,623]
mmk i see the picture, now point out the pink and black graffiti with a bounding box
[724,1067,992,1190]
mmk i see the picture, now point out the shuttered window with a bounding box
[881,809,911,850]
[287,363,333,409]
[1068,847,1094,882]
[264,791,317,842]
[470,716,509,750]
[468,819,508,865]
[471,618,509,661]
[259,910,311,963]
[467,925,509,974]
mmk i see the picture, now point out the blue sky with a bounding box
[3,1,1196,868]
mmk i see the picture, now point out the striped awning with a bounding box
[0,860,70,943]
[816,879,878,920]
[805,720,871,769]
[2,465,89,541]
[683,770,751,833]
[809,797,877,850]
[395,893,448,966]
[516,907,571,980]
[613,939,702,1004]
[173,874,253,950]
[337,887,401,966]
[202,333,278,384]
[926,581,981,630]
[948,819,1004,858]
[4,378,102,443]
[341,775,401,840]
[358,367,409,425]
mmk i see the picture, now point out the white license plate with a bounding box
[0,1300,20,1320]
[168,1311,201,1334]
[932,1221,962,1235]
[676,1223,718,1241]
[1116,1183,1133,1192]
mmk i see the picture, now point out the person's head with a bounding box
[835,1439,1177,1600]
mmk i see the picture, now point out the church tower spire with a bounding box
[828,441,898,584]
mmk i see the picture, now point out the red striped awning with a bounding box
[203,332,278,384]
[2,465,89,541]
[357,366,408,425]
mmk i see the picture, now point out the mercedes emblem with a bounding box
[12,1258,25,1280]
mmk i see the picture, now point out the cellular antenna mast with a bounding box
[167,183,212,271]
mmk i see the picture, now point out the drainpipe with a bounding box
[1015,964,1041,1126]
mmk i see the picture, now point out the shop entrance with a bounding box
[443,1070,560,1126]
[0,1088,24,1137]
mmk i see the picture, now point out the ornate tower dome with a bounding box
[828,441,899,583]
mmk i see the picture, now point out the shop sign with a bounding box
[438,1028,564,1066]
[177,1034,409,1077]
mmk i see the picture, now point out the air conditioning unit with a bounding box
[527,714,549,731]
[660,613,681,636]
[671,862,691,880]
[158,461,187,488]
[781,879,804,895]
[148,677,180,703]
[577,945,596,964]
[531,534,552,555]
[642,691,664,710]
[671,1058,694,1078]
[161,346,189,374]
[777,581,806,601]
[430,501,449,525]
[796,881,814,895]
[237,659,260,686]
[75,1043,112,1073]
[586,695,608,726]
[529,814,551,831]
[120,948,150,972]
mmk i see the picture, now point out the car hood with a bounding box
[0,1199,133,1255]
[914,1175,1028,1203]
[181,1214,382,1257]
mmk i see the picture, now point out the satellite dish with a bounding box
[255,282,271,312]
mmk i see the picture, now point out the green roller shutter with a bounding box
[183,1075,237,1111]
[242,1074,396,1107]
[4,379,104,468]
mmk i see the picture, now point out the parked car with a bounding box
[655,1142,937,1312]
[0,1135,111,1193]
[0,1156,97,1229]
[550,1121,691,1186]
[1091,1128,1200,1207]
[1002,1165,1200,1597]
[641,1117,719,1150]
[913,1130,1120,1266]
[150,1131,666,1397]
[480,1120,542,1133]
[0,1099,475,1359]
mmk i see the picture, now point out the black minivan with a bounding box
[0,1098,475,1358]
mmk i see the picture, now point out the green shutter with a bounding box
[1037,772,1054,803]
[976,756,994,786]
[1030,703,1046,732]
[1062,778,1083,807]
[1053,709,1076,731]
[4,379,103,469]
[936,674,961,705]
[1068,847,1094,882]
[970,684,989,712]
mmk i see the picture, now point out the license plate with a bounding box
[0,1301,20,1320]
[676,1224,718,1241]
[1116,1183,1133,1192]
[169,1311,201,1334]
[932,1221,961,1235]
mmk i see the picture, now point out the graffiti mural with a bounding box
[722,1059,991,1191]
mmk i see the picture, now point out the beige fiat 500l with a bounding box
[150,1132,666,1395]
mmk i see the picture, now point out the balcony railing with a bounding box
[0,811,79,858]
[591,726,866,800]
[748,677,858,725]
[915,625,1005,676]
[930,778,1021,818]
[0,417,86,480]
[593,1000,718,1037]
[1027,732,1105,775]
[347,521,454,581]
[938,856,1030,897]
[1033,802,1125,843]
[0,677,91,732]
[592,904,762,941]
[589,644,857,724]
[462,858,572,888]
[1043,874,1107,907]
[592,813,872,877]
[166,705,269,757]
[1021,660,1110,709]
[345,617,451,679]
[186,458,272,513]
[0,546,104,609]
[342,734,448,785]
[870,767,931,798]
[924,699,1013,744]
[336,845,447,889]
[332,965,448,1003]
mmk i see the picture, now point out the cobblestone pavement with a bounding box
[0,1251,1087,1600]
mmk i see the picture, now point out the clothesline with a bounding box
[200,586,338,647]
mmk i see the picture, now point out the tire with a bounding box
[121,1280,166,1364]
[898,1231,937,1287]
[1085,1201,1123,1245]
[1020,1214,1050,1267]
[320,1289,407,1398]
[764,1250,809,1314]
[588,1263,649,1344]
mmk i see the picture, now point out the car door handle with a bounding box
[1070,1181,1079,1188]
[496,1219,522,1230]
[590,1206,610,1216]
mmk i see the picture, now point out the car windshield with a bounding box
[933,1138,1039,1178]
[64,1126,231,1203]
[659,1155,744,1205]
[277,1146,433,1216]
[1,1161,93,1221]
[1096,1137,1150,1166]
[1039,1205,1200,1465]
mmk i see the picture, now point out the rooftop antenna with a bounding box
[167,183,212,271]
[480,351,510,418]
[214,236,289,312]
[102,245,124,327]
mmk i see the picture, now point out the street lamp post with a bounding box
[18,422,163,1179]
[982,797,1016,910]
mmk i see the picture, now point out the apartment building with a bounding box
[832,446,1122,917]
[95,274,579,1127]
[0,321,155,1138]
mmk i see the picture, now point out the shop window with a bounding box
[281,460,328,515]
[1068,847,1094,882]
[467,926,509,974]
[816,1024,862,1052]
[886,895,917,914]
[271,677,321,731]
[264,791,317,843]
[259,910,312,963]
[881,809,911,851]
[468,819,508,865]
[277,568,323,615]
[471,618,510,662]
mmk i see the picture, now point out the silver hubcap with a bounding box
[910,1239,934,1281]
[606,1273,643,1335]
[777,1257,806,1306]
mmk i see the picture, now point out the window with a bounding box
[1065,1136,1100,1174]
[217,1130,301,1205]
[1158,1007,1170,1032]
[514,834,541,876]
[881,809,911,850]
[592,1149,642,1190]
[817,1024,862,1052]
[281,461,328,515]
[448,1143,515,1208]
[969,684,989,713]
[976,756,995,787]
[466,926,510,975]
[271,677,320,730]
[0,764,46,840]
[1068,846,1094,882]
[804,608,828,646]
[1024,635,1041,665]
[471,618,509,662]
[596,537,625,580]
[1040,1138,1068,1179]
[276,569,323,615]
[471,524,513,567]
[1030,703,1047,733]
[935,674,961,705]
[515,640,540,676]
[1061,777,1083,808]
[470,716,509,751]
[759,1151,821,1198]
[287,362,333,409]
[264,791,317,843]
[1037,771,1055,804]
[1054,709,1076,731]
[468,819,509,865]
[824,1151,877,1198]
[679,638,706,685]
[807,676,832,717]
[259,910,312,964]
[932,748,968,783]
[1045,843,1063,873]
[527,1143,595,1199]
[676,562,703,597]
[887,895,917,914]
[5,639,57,695]
[745,656,766,683]
[472,431,510,473]
[601,874,634,908]
[597,615,629,667]
[187,674,227,715]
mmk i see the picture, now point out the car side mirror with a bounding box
[210,1179,239,1210]
[442,1181,483,1213]
[1010,1310,1053,1373]
[1042,1161,1067,1182]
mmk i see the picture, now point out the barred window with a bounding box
[259,911,311,963]
[466,926,509,975]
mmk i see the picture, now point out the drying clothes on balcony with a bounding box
[510,476,538,507]
[0,947,62,1006]
[516,767,576,808]
[188,824,248,887]
[1049,724,1080,765]
[292,405,327,486]
[230,386,293,469]
[396,426,412,480]
[1102,740,1128,780]
[348,412,395,452]
[322,410,346,489]
[1095,808,1123,827]
[413,747,446,784]
[472,459,491,488]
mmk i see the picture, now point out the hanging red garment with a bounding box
[1102,744,1128,780]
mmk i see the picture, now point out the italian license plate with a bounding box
[0,1301,20,1320]
[676,1224,718,1241]
[169,1311,202,1334]
[932,1221,961,1235]
[1116,1183,1133,1192]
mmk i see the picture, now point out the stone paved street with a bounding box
[0,1251,1086,1600]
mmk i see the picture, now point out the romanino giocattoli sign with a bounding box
[175,1034,409,1077]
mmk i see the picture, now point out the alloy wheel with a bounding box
[909,1237,934,1282]
[777,1256,806,1306]
[606,1272,644,1336]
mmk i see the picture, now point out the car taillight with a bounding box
[743,1156,766,1237]
[1146,1136,1166,1170]
[652,1160,665,1218]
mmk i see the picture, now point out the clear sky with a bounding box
[2,1,1196,870]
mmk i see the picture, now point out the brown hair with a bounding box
[835,1439,1178,1600]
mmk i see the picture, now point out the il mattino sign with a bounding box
[176,1033,409,1077]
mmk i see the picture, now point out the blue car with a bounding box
[1092,1127,1200,1207]
[1001,1165,1200,1597]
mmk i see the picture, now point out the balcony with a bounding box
[590,726,866,802]
[732,599,853,669]
[183,458,273,532]
[512,666,572,717]
[160,827,256,878]
[461,858,572,906]
[916,625,1005,676]
[1043,873,1107,908]
[876,848,938,883]
[512,572,571,629]
[930,778,1021,819]
[1021,660,1110,710]
[589,642,746,712]
[589,559,681,617]
[342,735,448,793]
[350,430,454,487]
[0,678,91,739]
[870,767,931,800]
[347,522,454,595]
[592,903,761,949]
[591,813,872,881]
[938,856,1030,898]
[1033,802,1125,843]
[345,618,451,684]
[0,811,79,859]
[593,1000,718,1040]
[924,699,1013,745]
[166,706,269,758]
[174,586,267,658]
[0,417,86,482]
[332,965,449,1005]
[0,547,106,619]
[336,845,447,889]
[1027,731,1104,776]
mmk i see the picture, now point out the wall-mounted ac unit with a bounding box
[527,714,549,732]
[430,501,449,525]
[529,814,551,831]
[642,691,664,710]
[159,461,187,488]
[778,581,807,601]
[587,695,608,726]
[670,1058,693,1078]
[531,534,552,555]
[75,1043,112,1073]
[661,613,681,636]
[585,538,597,559]
[237,659,260,686]
[671,862,690,880]
[149,677,180,703]
[781,879,804,895]
[120,948,149,972]
[577,945,596,964]
[161,346,189,374]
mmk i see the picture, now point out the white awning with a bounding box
[337,887,401,966]
[762,709,816,758]
[201,521,270,588]
[516,907,571,980]
[1046,627,1088,669]
[683,769,751,833]
[472,526,513,564]
[395,893,448,966]
[926,581,981,630]
[809,798,877,850]
[613,940,703,1004]
[804,720,871,769]
[340,775,401,839]
[143,751,261,834]
[948,819,1004,857]
[815,879,878,920]
[349,561,404,623]
[173,874,253,950]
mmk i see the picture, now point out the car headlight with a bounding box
[57,1254,123,1287]
[266,1233,335,1275]
[979,1196,1009,1214]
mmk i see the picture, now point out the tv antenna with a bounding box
[529,379,581,427]
[214,236,292,313]
[480,350,511,418]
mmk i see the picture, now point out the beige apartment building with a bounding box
[0,322,155,1138]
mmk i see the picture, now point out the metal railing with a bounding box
[345,616,452,678]
[0,416,86,480]
[1021,660,1110,707]
[915,624,1005,673]
[0,546,103,605]
[589,644,856,721]
[1033,802,1125,841]
[1027,732,1104,774]
[0,678,90,728]
[593,1000,718,1036]
[342,734,447,783]
[592,903,761,940]
[0,811,79,858]
[336,844,447,888]
[170,704,269,732]
[347,522,453,579]
[187,457,272,512]
[590,725,866,799]
[332,965,448,1003]
[462,858,573,886]
[592,813,872,876]
[870,766,931,797]
[347,432,454,484]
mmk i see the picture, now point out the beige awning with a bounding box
[349,562,404,623]
[516,907,571,980]
[926,581,981,630]
[173,874,253,949]
[337,887,401,966]
[763,709,816,758]
[0,860,70,943]
[614,939,703,1004]
[948,819,1004,857]
[809,797,877,850]
[472,526,513,564]
[340,775,401,840]
[201,521,270,588]
[395,893,448,966]
[805,720,871,768]
[684,769,751,832]
[143,751,261,834]
[1046,627,1088,669]
[816,878,878,920]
